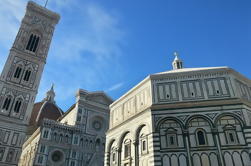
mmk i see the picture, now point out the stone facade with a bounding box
[105,55,251,166]
[18,89,112,166]
[0,2,59,165]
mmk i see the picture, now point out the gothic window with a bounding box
[13,99,22,113]
[78,108,82,114]
[124,139,131,159]
[53,132,57,141]
[85,139,88,147]
[70,161,75,166]
[73,136,78,144]
[40,145,45,153]
[72,151,76,158]
[2,96,12,111]
[38,155,43,164]
[26,34,40,52]
[95,139,101,150]
[14,66,23,79]
[23,69,32,82]
[196,130,207,146]
[80,138,83,146]
[77,116,81,122]
[65,135,69,144]
[59,134,63,143]
[43,130,49,139]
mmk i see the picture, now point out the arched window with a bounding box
[80,138,83,146]
[224,125,238,144]
[65,135,69,144]
[123,139,131,159]
[110,147,116,164]
[53,132,57,141]
[197,130,206,145]
[59,134,63,143]
[2,96,12,111]
[23,69,32,82]
[14,66,22,79]
[73,136,78,145]
[139,133,148,154]
[13,99,22,113]
[26,34,40,52]
[95,139,101,150]
[166,128,178,147]
[159,120,181,149]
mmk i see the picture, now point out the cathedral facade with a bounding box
[105,56,251,166]
[18,88,112,166]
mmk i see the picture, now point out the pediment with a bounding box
[86,93,113,106]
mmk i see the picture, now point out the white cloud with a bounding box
[107,82,124,92]
[0,0,25,47]
[0,0,126,110]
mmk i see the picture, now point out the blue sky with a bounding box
[0,0,250,111]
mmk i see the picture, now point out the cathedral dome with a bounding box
[29,85,63,128]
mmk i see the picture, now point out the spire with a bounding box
[43,84,56,103]
[172,51,183,70]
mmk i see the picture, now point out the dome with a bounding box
[29,101,63,127]
[28,85,63,132]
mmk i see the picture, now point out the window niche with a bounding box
[43,130,49,139]
[2,95,12,111]
[13,98,22,113]
[40,145,46,153]
[37,155,43,164]
[196,129,207,146]
[23,69,32,82]
[112,151,116,163]
[224,125,238,145]
[14,66,23,79]
[140,134,148,155]
[123,139,131,159]
[26,33,40,53]
[159,120,181,149]
[166,128,178,148]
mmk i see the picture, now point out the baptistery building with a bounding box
[105,55,251,166]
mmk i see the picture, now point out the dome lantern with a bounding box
[172,52,183,70]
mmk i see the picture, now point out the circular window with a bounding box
[92,120,102,131]
[51,150,63,163]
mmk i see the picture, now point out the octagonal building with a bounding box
[105,54,251,166]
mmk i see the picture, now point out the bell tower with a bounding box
[0,1,59,165]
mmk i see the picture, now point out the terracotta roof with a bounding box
[29,101,63,127]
